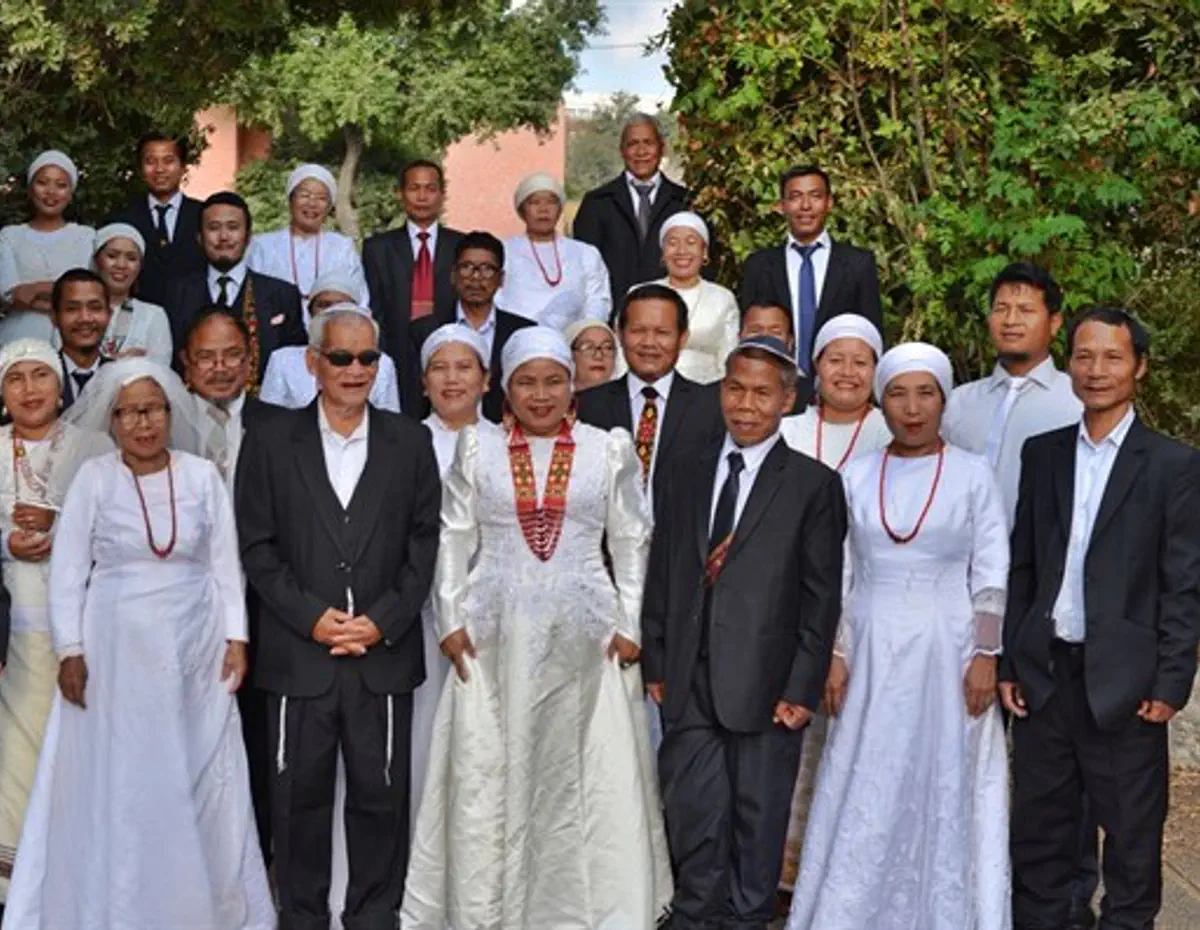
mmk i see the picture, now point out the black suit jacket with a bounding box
[575,372,724,515]
[410,307,535,424]
[573,174,700,314]
[59,354,111,410]
[1001,418,1200,730]
[167,268,305,378]
[236,402,441,698]
[363,225,464,413]
[0,575,10,667]
[109,194,206,309]
[642,438,847,732]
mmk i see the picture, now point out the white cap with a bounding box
[874,342,954,402]
[501,326,574,393]
[812,313,884,363]
[94,223,146,256]
[513,172,566,213]
[0,338,61,386]
[28,150,79,190]
[420,322,490,371]
[658,211,709,249]
[286,163,337,202]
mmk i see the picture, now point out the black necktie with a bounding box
[217,274,232,307]
[709,450,745,554]
[71,371,94,396]
[154,204,171,246]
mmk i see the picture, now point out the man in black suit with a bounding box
[739,165,883,404]
[167,192,305,383]
[410,230,534,424]
[50,269,112,409]
[1001,307,1200,930]
[573,114,701,313]
[363,160,464,412]
[236,306,440,930]
[108,133,206,308]
[643,335,847,930]
[575,283,724,516]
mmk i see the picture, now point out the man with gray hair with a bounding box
[236,301,441,930]
[574,112,706,312]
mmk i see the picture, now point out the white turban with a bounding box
[28,149,79,190]
[420,323,490,371]
[501,326,574,393]
[286,163,337,202]
[94,223,146,257]
[874,342,954,402]
[0,338,61,386]
[812,313,884,363]
[309,270,360,302]
[658,211,709,249]
[513,173,566,213]
[307,302,379,347]
[563,317,616,348]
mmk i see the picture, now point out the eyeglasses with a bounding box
[113,402,170,428]
[575,341,615,358]
[455,261,500,280]
[190,348,248,370]
[320,349,381,368]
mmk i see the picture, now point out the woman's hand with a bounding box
[822,655,850,717]
[13,502,56,533]
[221,641,248,693]
[607,633,640,668]
[964,654,998,717]
[441,629,476,682]
[8,529,52,562]
[59,655,88,708]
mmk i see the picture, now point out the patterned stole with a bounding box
[242,275,261,396]
[507,418,576,562]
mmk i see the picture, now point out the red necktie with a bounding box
[411,231,434,319]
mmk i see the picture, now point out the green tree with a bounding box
[224,1,602,241]
[664,0,1200,441]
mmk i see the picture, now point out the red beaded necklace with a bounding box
[878,441,945,545]
[131,454,178,559]
[507,418,575,561]
[816,404,869,472]
[528,236,563,287]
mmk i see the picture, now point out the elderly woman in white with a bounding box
[246,163,369,323]
[654,211,739,383]
[258,271,400,411]
[90,223,174,365]
[498,173,611,330]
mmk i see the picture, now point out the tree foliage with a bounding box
[664,0,1200,441]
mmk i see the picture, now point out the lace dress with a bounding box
[786,445,1011,930]
[402,422,672,930]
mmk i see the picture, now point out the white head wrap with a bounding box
[658,211,710,249]
[562,317,616,348]
[27,149,79,190]
[420,323,490,371]
[307,302,380,348]
[0,338,62,386]
[93,222,146,257]
[61,359,205,454]
[286,163,337,202]
[309,270,360,303]
[874,342,954,403]
[812,313,884,363]
[513,173,566,214]
[501,326,575,394]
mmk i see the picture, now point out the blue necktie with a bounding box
[793,242,822,367]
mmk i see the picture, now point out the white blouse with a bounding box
[247,227,369,322]
[101,298,174,367]
[259,344,401,413]
[656,277,740,384]
[780,406,893,469]
[0,223,96,300]
[498,234,612,331]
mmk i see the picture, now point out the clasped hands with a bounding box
[9,502,56,562]
[312,607,382,657]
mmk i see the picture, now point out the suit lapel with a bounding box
[292,405,350,557]
[609,376,634,431]
[607,176,640,235]
[817,239,844,319]
[694,444,723,562]
[772,245,793,317]
[724,440,789,564]
[1090,419,1147,542]
[432,227,454,281]
[345,408,394,561]
[1053,429,1076,538]
[658,374,693,455]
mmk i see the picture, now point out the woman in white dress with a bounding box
[498,173,611,329]
[564,317,619,390]
[91,224,174,366]
[259,271,401,411]
[653,211,739,384]
[247,163,369,323]
[786,343,1011,930]
[777,313,891,889]
[0,151,94,330]
[0,340,111,903]
[2,359,273,930]
[403,327,672,930]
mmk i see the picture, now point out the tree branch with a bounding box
[898,0,938,194]
[337,123,364,243]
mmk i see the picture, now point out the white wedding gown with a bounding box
[787,445,1011,930]
[402,422,672,930]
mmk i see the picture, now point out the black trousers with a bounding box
[1011,642,1169,930]
[268,664,413,930]
[238,683,273,864]
[659,657,804,930]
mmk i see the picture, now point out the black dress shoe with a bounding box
[1067,907,1097,930]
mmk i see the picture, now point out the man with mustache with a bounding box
[51,268,113,409]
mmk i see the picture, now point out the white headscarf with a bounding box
[812,313,884,363]
[309,270,360,302]
[658,211,709,249]
[93,222,146,257]
[513,173,566,213]
[286,163,337,202]
[62,359,206,454]
[27,149,79,190]
[0,338,61,386]
[420,323,489,371]
[501,326,574,393]
[563,317,616,348]
[874,342,954,402]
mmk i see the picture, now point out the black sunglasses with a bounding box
[320,349,381,368]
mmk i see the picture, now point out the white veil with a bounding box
[62,359,207,455]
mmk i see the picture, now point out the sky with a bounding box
[566,0,679,113]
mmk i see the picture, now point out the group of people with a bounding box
[0,113,1194,930]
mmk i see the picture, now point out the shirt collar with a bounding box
[786,229,832,253]
[1077,404,1135,453]
[988,355,1059,391]
[148,190,183,212]
[625,170,662,193]
[627,369,675,402]
[457,302,497,334]
[720,430,781,473]
[207,260,247,289]
[408,220,439,245]
[318,397,369,443]
[62,353,101,376]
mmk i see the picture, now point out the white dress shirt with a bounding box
[62,353,102,402]
[457,303,498,362]
[147,191,184,242]
[625,170,663,216]
[1051,406,1136,643]
[943,356,1082,526]
[207,260,248,305]
[259,345,401,413]
[318,399,370,509]
[710,431,782,533]
[408,220,440,259]
[627,370,674,469]
[785,229,833,334]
